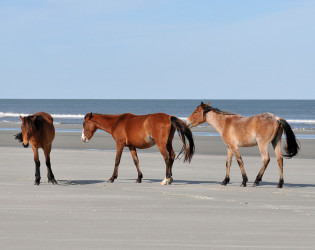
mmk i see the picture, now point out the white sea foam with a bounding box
[287,120,315,124]
[1,112,315,126]
[179,116,315,125]
[0,112,30,117]
[0,112,84,119]
[51,114,85,119]
[179,117,187,121]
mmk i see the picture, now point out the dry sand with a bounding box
[0,127,315,249]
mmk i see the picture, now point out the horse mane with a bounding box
[204,106,238,116]
[84,112,94,120]
[84,113,132,120]
[15,114,44,142]
[25,115,43,130]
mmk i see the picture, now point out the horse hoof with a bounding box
[49,179,58,185]
[108,179,114,183]
[277,179,284,188]
[253,182,259,187]
[34,182,40,185]
[160,177,173,185]
[136,179,142,183]
[221,177,230,186]
[169,177,173,184]
[221,180,228,185]
[240,183,246,187]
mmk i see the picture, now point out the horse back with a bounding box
[116,113,171,130]
[222,113,279,147]
[32,112,55,146]
[113,113,172,148]
[34,112,54,124]
[142,113,172,133]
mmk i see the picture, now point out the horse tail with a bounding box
[170,116,195,162]
[278,118,300,158]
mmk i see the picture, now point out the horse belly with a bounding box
[126,135,156,149]
[237,135,257,147]
[239,140,257,147]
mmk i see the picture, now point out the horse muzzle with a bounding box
[23,142,29,148]
[81,131,89,143]
[81,137,89,143]
[186,119,192,128]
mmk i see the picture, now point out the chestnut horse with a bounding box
[81,112,195,185]
[15,112,57,185]
[187,102,300,188]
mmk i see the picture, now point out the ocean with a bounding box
[1,99,315,135]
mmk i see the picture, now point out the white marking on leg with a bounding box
[160,177,173,185]
[160,178,167,185]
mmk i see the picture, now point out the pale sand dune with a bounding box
[1,128,315,249]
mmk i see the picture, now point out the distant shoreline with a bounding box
[1,99,315,132]
[2,122,315,159]
[2,120,315,137]
[1,121,315,140]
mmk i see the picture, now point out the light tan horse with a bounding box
[186,102,300,188]
[81,112,194,185]
[15,112,57,185]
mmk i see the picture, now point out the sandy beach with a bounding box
[1,125,315,249]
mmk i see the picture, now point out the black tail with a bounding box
[15,132,23,143]
[279,119,300,158]
[170,116,195,162]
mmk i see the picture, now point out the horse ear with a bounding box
[201,102,210,106]
[200,102,208,108]
[89,113,93,120]
[20,115,24,122]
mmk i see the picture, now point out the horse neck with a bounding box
[93,114,120,134]
[205,111,227,135]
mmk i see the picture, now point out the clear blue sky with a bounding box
[1,0,314,99]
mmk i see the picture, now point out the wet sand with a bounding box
[0,126,315,249]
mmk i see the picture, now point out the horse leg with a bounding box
[109,143,124,183]
[253,143,270,187]
[272,136,284,188]
[169,148,175,178]
[230,146,248,187]
[222,147,233,185]
[157,143,173,185]
[32,146,41,185]
[166,140,175,178]
[44,145,57,185]
[129,146,143,183]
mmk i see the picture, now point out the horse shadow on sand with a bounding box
[256,181,315,188]
[57,180,105,186]
[55,179,315,188]
[139,179,222,185]
[137,179,315,188]
[57,179,220,186]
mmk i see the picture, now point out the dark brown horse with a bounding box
[15,112,57,185]
[187,102,300,188]
[81,112,195,185]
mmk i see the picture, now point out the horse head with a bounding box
[186,102,210,128]
[17,115,35,147]
[81,112,97,143]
